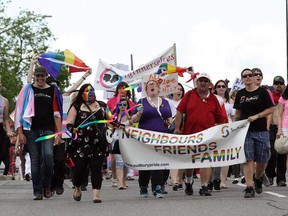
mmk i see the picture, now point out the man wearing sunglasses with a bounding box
[234,68,274,198]
[265,76,287,187]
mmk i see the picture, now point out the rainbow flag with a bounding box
[156,63,187,77]
[38,50,90,78]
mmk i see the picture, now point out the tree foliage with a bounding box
[0,0,70,112]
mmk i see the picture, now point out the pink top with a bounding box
[279,96,288,129]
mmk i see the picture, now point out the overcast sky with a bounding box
[6,0,287,89]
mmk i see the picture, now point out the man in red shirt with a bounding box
[174,73,226,196]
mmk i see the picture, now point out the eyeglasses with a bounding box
[254,73,262,77]
[35,74,45,77]
[198,78,209,83]
[216,85,226,89]
[274,81,284,85]
[119,102,127,106]
[242,73,253,78]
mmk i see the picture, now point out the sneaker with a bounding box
[178,183,183,190]
[254,176,263,194]
[232,178,239,184]
[213,179,221,191]
[44,188,52,198]
[240,176,246,184]
[154,185,163,198]
[172,184,179,191]
[268,177,274,186]
[185,181,194,195]
[140,186,149,198]
[111,179,117,187]
[55,187,64,195]
[33,194,43,200]
[25,173,31,182]
[277,181,287,187]
[162,186,168,194]
[208,181,213,191]
[262,173,270,187]
[199,185,212,196]
[243,186,255,198]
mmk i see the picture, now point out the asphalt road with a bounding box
[1,175,288,216]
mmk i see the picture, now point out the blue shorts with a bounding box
[244,131,270,163]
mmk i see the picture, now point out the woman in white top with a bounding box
[214,80,235,189]
[167,83,185,191]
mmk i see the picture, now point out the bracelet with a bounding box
[258,113,261,118]
[82,76,86,80]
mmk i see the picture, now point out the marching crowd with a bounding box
[1,58,288,202]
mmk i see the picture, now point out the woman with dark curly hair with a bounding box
[66,83,108,203]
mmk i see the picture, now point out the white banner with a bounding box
[94,45,176,90]
[119,120,249,170]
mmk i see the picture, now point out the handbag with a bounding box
[274,135,288,154]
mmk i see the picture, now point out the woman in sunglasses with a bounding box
[111,97,132,190]
[106,81,135,187]
[131,79,172,198]
[213,80,236,189]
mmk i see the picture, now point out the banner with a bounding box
[141,73,178,97]
[119,120,249,170]
[94,45,176,90]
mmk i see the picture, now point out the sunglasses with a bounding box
[119,102,127,107]
[274,81,284,85]
[242,73,253,78]
[198,78,209,83]
[216,85,226,89]
[253,72,262,77]
[35,74,46,77]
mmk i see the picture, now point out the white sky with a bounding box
[6,0,287,92]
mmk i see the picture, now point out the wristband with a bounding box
[258,113,261,118]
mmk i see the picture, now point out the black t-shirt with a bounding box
[31,85,55,131]
[233,87,273,131]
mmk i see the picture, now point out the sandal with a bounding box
[73,190,82,201]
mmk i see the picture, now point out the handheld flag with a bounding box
[38,50,90,78]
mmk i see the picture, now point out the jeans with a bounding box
[24,130,54,196]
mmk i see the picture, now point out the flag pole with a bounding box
[130,54,136,103]
[173,43,177,65]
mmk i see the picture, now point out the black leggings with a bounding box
[138,170,164,190]
[72,156,105,189]
[0,125,9,175]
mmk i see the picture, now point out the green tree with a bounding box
[0,0,70,112]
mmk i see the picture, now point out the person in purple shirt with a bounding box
[131,79,172,198]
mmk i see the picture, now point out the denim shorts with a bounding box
[244,131,270,163]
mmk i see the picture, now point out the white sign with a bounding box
[94,45,176,90]
[119,120,249,170]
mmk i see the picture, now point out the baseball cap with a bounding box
[197,72,211,81]
[273,76,285,84]
[34,66,48,76]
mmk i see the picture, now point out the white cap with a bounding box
[197,72,211,81]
